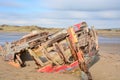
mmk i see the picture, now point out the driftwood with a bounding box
[2,22,99,80]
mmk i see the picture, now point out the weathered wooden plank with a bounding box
[53,43,68,64]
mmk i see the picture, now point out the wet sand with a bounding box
[0,43,120,80]
[90,43,120,80]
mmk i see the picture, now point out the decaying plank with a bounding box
[2,22,99,80]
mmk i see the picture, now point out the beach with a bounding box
[0,32,120,80]
[90,43,120,80]
[0,0,119,79]
[0,43,120,80]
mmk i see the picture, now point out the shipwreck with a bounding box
[1,22,99,80]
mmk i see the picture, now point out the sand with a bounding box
[90,43,120,80]
[0,58,79,80]
[0,43,120,80]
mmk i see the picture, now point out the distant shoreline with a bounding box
[0,31,120,38]
[0,25,120,38]
[98,31,120,38]
[0,25,61,33]
[96,29,120,38]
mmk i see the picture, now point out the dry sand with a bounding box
[0,58,79,80]
[0,43,120,80]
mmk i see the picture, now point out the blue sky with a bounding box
[0,0,120,29]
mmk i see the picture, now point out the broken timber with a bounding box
[2,22,99,80]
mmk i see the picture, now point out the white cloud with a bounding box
[41,0,120,11]
[98,11,120,19]
[86,19,120,29]
[0,0,120,29]
[0,10,120,28]
[29,10,120,20]
[0,19,28,25]
[0,0,23,8]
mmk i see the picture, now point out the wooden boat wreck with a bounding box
[2,22,99,80]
